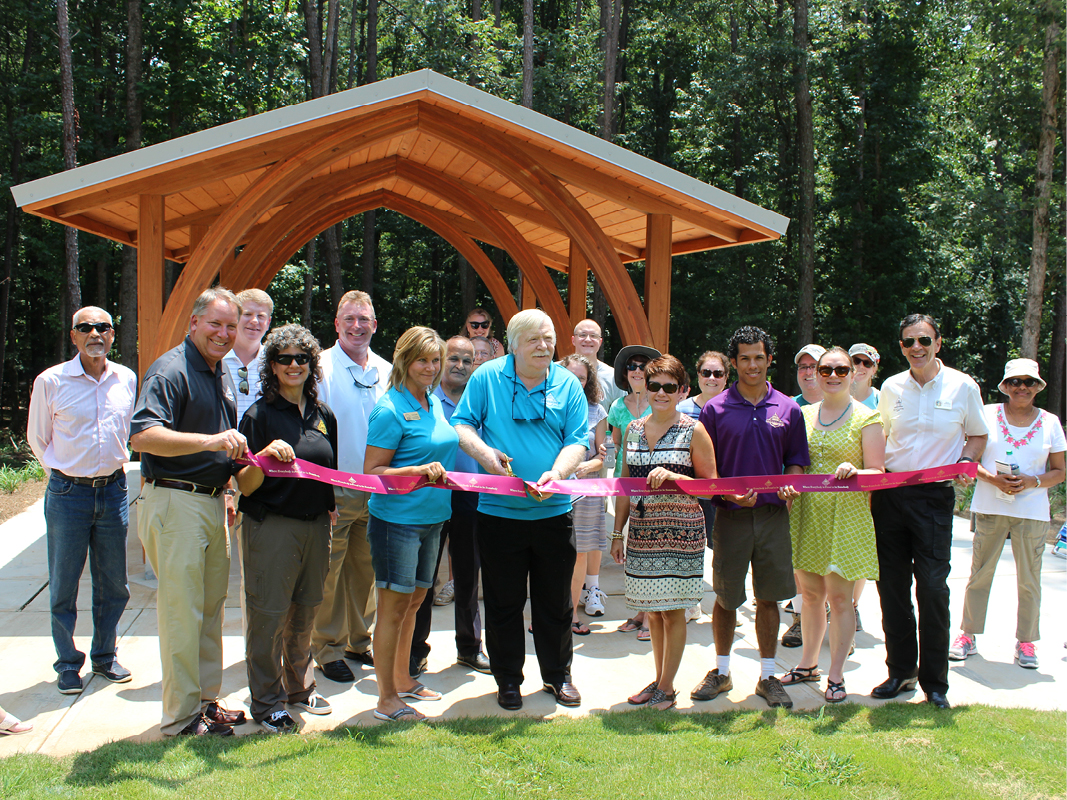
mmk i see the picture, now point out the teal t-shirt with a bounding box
[367,385,458,524]
[607,395,651,477]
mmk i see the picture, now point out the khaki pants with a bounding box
[961,513,1047,642]
[312,490,375,665]
[138,483,230,735]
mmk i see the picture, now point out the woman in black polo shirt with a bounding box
[236,324,338,734]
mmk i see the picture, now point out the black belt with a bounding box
[152,479,225,497]
[55,469,123,488]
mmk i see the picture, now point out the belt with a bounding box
[152,479,225,497]
[55,469,123,488]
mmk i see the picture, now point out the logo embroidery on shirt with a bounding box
[317,419,328,434]
[767,413,785,428]
[893,399,904,412]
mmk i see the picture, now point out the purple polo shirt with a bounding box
[699,381,810,510]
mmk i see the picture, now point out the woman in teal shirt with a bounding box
[365,326,458,722]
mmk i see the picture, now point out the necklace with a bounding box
[817,401,852,428]
[997,404,1042,448]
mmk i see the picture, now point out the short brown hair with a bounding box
[696,350,728,376]
[389,326,447,394]
[191,286,240,319]
[337,290,374,317]
[644,354,689,390]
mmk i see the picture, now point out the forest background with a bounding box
[0,0,1063,426]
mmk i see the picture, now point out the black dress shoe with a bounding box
[925,691,951,709]
[871,676,918,699]
[457,652,492,674]
[318,660,356,683]
[344,650,374,667]
[542,681,581,707]
[410,657,428,678]
[497,683,522,710]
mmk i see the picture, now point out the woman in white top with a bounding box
[949,359,1065,670]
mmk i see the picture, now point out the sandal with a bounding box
[0,712,32,735]
[780,665,821,685]
[617,617,642,633]
[627,681,658,705]
[825,679,846,703]
[572,621,591,636]
[636,627,651,642]
[645,687,677,710]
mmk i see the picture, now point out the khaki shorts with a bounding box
[711,504,795,609]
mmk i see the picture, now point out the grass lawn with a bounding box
[0,704,1059,799]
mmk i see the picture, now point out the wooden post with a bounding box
[568,241,588,327]
[137,194,165,376]
[519,273,537,310]
[644,213,672,352]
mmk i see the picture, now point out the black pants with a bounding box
[411,508,483,662]
[477,511,576,686]
[872,483,955,695]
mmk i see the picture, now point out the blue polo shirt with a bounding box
[367,385,458,525]
[451,355,588,520]
[699,381,810,510]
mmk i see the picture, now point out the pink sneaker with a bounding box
[1015,641,1038,669]
[948,633,976,661]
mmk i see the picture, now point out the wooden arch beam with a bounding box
[154,103,419,363]
[417,103,656,347]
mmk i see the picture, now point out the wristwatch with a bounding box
[957,456,975,463]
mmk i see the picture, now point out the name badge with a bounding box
[403,411,421,421]
[934,400,952,411]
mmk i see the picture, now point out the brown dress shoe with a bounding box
[205,702,247,725]
[542,681,581,707]
[178,714,234,737]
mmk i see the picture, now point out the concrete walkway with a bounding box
[1,489,1063,757]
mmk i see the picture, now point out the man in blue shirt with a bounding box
[452,310,588,710]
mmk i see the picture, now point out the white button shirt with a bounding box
[222,346,265,423]
[317,343,391,474]
[878,360,989,473]
[28,355,138,477]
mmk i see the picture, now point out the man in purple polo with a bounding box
[692,326,810,708]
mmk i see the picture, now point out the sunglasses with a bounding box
[1005,377,1039,388]
[699,368,726,379]
[237,365,249,395]
[817,365,852,378]
[852,357,874,368]
[468,320,490,329]
[274,353,311,366]
[901,336,934,348]
[647,381,679,394]
[73,322,113,334]
[625,361,647,372]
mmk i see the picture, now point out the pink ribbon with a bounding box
[240,453,976,497]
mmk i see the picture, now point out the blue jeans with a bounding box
[44,471,130,674]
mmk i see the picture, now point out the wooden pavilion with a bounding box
[12,70,788,375]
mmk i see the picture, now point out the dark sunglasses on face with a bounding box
[852,357,874,368]
[274,353,311,366]
[901,336,934,348]
[73,322,113,334]
[1005,377,1039,388]
[817,365,852,378]
[468,320,490,329]
[647,381,679,394]
[699,368,726,379]
[626,361,647,372]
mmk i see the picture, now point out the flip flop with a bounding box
[617,617,642,633]
[636,627,651,642]
[572,621,591,636]
[398,683,442,701]
[0,713,32,735]
[372,706,424,722]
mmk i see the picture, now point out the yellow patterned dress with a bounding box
[789,403,881,580]
[623,415,706,611]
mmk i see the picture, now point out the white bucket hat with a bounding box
[998,358,1046,393]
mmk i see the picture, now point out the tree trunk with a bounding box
[303,238,317,327]
[1021,17,1061,359]
[522,0,534,108]
[323,0,340,93]
[58,0,81,326]
[360,0,378,296]
[600,0,620,139]
[119,0,142,371]
[1047,285,1065,417]
[793,0,815,347]
[458,255,476,313]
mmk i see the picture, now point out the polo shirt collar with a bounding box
[62,353,114,381]
[724,381,776,408]
[184,336,219,374]
[905,358,944,388]
[503,354,548,393]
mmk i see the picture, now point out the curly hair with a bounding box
[643,354,690,391]
[258,324,324,406]
[559,353,604,405]
[727,326,774,362]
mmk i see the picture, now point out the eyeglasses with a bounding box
[236,366,249,395]
[468,320,490,329]
[353,372,380,390]
[625,361,647,372]
[901,336,934,348]
[1005,377,1039,388]
[852,357,874,368]
[699,368,726,379]
[575,332,601,341]
[274,353,311,366]
[817,365,852,378]
[797,363,817,372]
[512,380,547,421]
[647,381,679,394]
[73,322,113,334]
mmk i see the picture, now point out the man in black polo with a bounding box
[130,287,249,737]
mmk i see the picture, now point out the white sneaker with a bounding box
[584,587,606,616]
[433,580,455,606]
[579,587,590,607]
[685,603,702,622]
[290,692,332,715]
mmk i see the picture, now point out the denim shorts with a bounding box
[367,515,443,594]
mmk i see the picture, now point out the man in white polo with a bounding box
[221,288,272,422]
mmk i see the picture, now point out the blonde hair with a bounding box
[390,326,447,395]
[337,290,374,317]
[236,288,274,314]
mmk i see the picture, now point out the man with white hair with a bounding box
[452,309,588,710]
[29,306,137,696]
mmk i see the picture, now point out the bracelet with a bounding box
[957,456,975,464]
[1035,475,1042,489]
[611,531,624,540]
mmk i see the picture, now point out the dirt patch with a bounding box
[0,479,45,525]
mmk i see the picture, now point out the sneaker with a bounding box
[92,662,132,683]
[584,587,606,617]
[685,603,702,623]
[434,580,455,606]
[290,693,332,715]
[579,586,589,607]
[58,670,83,695]
[755,676,794,709]
[781,614,803,648]
[1015,641,1038,669]
[948,633,977,661]
[261,710,297,733]
[854,604,863,632]
[690,669,733,701]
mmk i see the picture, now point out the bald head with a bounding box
[571,319,603,360]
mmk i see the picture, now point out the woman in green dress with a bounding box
[780,347,885,703]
